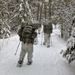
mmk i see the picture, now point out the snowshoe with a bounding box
[17,59,23,67]
[27,61,32,65]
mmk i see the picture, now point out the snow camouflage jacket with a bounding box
[18,25,37,44]
[43,23,53,34]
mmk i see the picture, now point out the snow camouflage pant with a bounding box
[38,27,41,34]
[43,33,50,46]
[19,42,33,62]
[34,36,38,45]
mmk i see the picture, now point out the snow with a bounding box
[0,28,75,75]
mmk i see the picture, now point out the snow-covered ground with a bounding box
[0,28,75,75]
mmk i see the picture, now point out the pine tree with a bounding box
[10,0,33,30]
[0,0,11,38]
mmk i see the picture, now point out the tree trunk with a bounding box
[49,0,51,20]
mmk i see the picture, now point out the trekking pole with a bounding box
[50,35,52,46]
[41,25,44,45]
[15,41,20,55]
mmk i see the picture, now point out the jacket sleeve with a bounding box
[17,27,23,36]
[18,29,21,36]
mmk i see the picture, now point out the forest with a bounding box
[0,0,75,40]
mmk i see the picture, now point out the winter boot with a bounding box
[47,45,50,48]
[27,61,32,65]
[17,59,23,67]
[43,42,46,45]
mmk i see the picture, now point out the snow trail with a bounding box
[0,29,75,75]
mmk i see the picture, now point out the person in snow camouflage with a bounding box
[62,27,75,63]
[17,21,37,67]
[43,20,53,48]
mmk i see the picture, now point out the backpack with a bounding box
[22,26,33,38]
[43,22,53,34]
[44,25,50,30]
[18,25,37,43]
